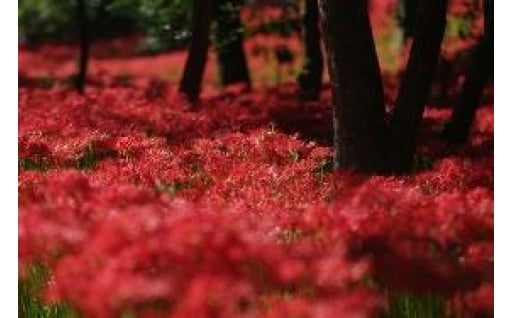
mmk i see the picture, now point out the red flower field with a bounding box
[18,86,493,316]
[19,2,493,317]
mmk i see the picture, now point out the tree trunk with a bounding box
[297,0,323,101]
[396,0,420,73]
[76,0,90,94]
[213,0,252,89]
[442,0,493,144]
[95,0,108,37]
[388,0,448,173]
[318,0,387,173]
[397,0,420,44]
[179,0,214,102]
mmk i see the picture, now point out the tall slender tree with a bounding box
[442,0,493,144]
[76,0,90,94]
[388,0,448,173]
[396,0,420,73]
[396,0,420,46]
[213,0,252,89]
[179,0,252,102]
[297,0,324,101]
[179,0,214,102]
[95,0,108,36]
[318,0,387,172]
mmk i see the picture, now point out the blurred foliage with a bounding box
[19,0,76,43]
[19,264,77,318]
[18,0,300,53]
[19,0,481,55]
[19,0,139,44]
[211,1,245,53]
[19,0,191,51]
[446,15,474,39]
[108,0,193,54]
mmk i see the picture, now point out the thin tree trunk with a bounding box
[179,0,214,102]
[442,0,493,144]
[388,0,448,173]
[397,0,420,45]
[396,0,420,73]
[214,0,251,89]
[76,0,90,94]
[319,0,387,173]
[95,0,108,37]
[297,0,323,101]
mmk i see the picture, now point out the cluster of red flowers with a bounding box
[19,79,493,317]
[19,2,492,314]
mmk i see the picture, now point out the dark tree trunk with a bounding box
[76,0,90,94]
[442,0,493,144]
[396,0,421,75]
[388,0,448,173]
[213,0,251,89]
[397,0,420,44]
[179,0,214,102]
[297,0,323,101]
[318,0,387,173]
[95,0,108,37]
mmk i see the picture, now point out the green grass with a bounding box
[154,179,192,197]
[18,158,50,172]
[19,264,77,318]
[19,263,447,317]
[19,142,119,173]
[386,293,445,318]
[312,158,333,182]
[76,142,117,170]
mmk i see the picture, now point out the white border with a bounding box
[1,1,20,317]
[494,0,510,317]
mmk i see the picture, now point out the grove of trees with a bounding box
[58,0,492,173]
[18,1,495,317]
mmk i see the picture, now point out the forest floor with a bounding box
[19,9,493,317]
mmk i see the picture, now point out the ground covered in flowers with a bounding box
[19,3,492,317]
[19,78,493,316]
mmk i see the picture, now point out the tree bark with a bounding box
[179,0,214,102]
[397,0,420,44]
[213,0,252,89]
[95,0,108,37]
[442,0,493,144]
[76,0,90,94]
[297,0,323,101]
[318,0,387,173]
[388,0,448,173]
[396,0,420,73]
